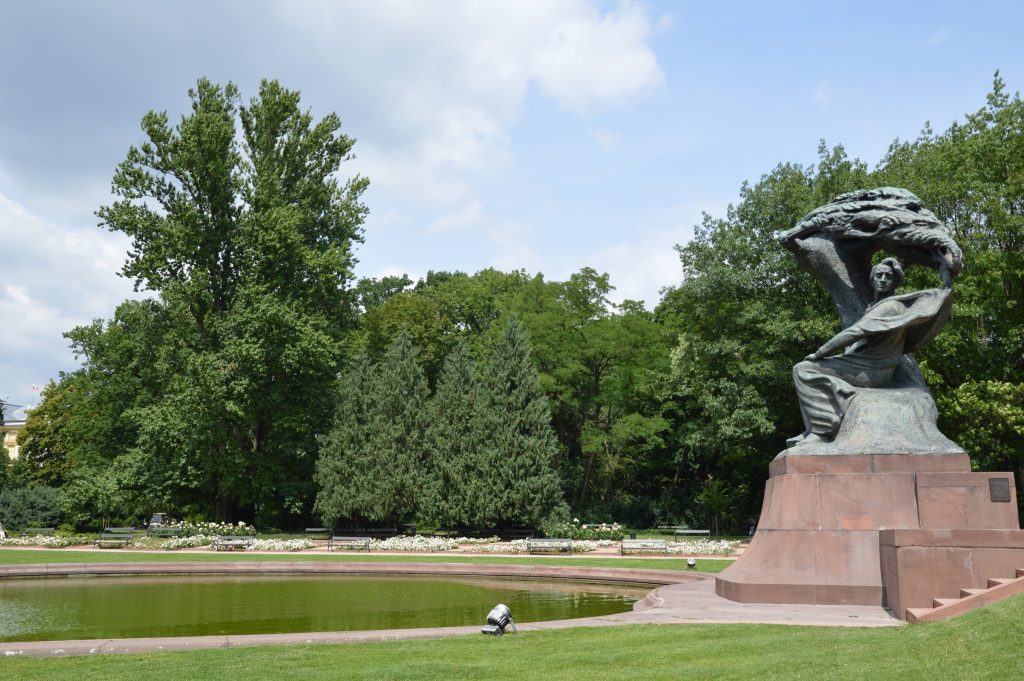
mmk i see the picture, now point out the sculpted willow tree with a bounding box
[88,79,368,523]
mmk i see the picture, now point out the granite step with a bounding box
[907,569,1024,623]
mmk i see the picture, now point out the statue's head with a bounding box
[870,257,904,298]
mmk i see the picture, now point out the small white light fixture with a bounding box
[686,558,697,570]
[481,603,517,635]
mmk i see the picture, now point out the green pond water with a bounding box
[0,574,648,642]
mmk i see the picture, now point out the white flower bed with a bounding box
[158,535,215,549]
[0,535,80,548]
[246,538,315,552]
[464,539,530,553]
[461,539,612,554]
[666,539,740,556]
[371,535,459,552]
[454,536,501,545]
[165,521,256,537]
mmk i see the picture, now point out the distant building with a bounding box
[1,403,28,460]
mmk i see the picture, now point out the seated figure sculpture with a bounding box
[787,257,952,446]
[777,188,961,451]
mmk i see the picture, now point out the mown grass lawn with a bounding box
[3,593,1023,680]
[0,548,732,573]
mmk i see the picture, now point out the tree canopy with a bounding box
[14,74,1024,531]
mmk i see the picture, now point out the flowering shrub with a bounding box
[453,536,501,545]
[571,539,614,552]
[246,538,315,552]
[666,539,740,556]
[0,534,83,548]
[371,536,459,552]
[461,539,611,554]
[463,539,530,554]
[157,535,215,549]
[541,519,626,540]
[164,521,257,538]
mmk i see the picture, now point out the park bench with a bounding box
[335,527,396,538]
[657,526,711,540]
[620,539,669,555]
[673,529,710,540]
[147,527,183,537]
[330,536,372,551]
[95,528,135,549]
[502,528,536,541]
[304,527,331,544]
[527,538,573,554]
[212,535,255,551]
[20,527,56,537]
[429,528,459,538]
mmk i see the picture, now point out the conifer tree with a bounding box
[368,328,430,526]
[314,330,429,527]
[313,349,374,528]
[423,341,482,528]
[475,316,564,528]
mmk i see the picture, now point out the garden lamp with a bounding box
[480,603,517,635]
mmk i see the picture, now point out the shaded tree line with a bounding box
[315,319,563,532]
[7,74,1023,532]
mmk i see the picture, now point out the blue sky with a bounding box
[2,0,1023,409]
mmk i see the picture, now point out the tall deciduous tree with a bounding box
[86,78,367,523]
[656,143,867,526]
[877,73,1024,499]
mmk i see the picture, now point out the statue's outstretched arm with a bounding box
[805,326,865,361]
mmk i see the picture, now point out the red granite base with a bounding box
[880,529,1024,619]
[716,454,1021,611]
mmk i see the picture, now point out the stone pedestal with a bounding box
[880,529,1024,619]
[715,453,1021,609]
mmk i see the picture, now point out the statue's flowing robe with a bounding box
[793,288,953,437]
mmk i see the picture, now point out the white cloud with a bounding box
[924,28,950,47]
[589,126,620,150]
[281,0,664,220]
[487,219,546,274]
[528,2,664,113]
[814,79,830,109]
[0,192,139,404]
[586,227,689,306]
[581,197,730,306]
[369,264,423,285]
[427,200,485,234]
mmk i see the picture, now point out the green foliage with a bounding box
[421,341,483,528]
[473,316,564,528]
[876,72,1024,501]
[315,331,430,527]
[0,485,63,530]
[43,78,368,525]
[656,144,868,526]
[351,274,413,313]
[314,349,375,528]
